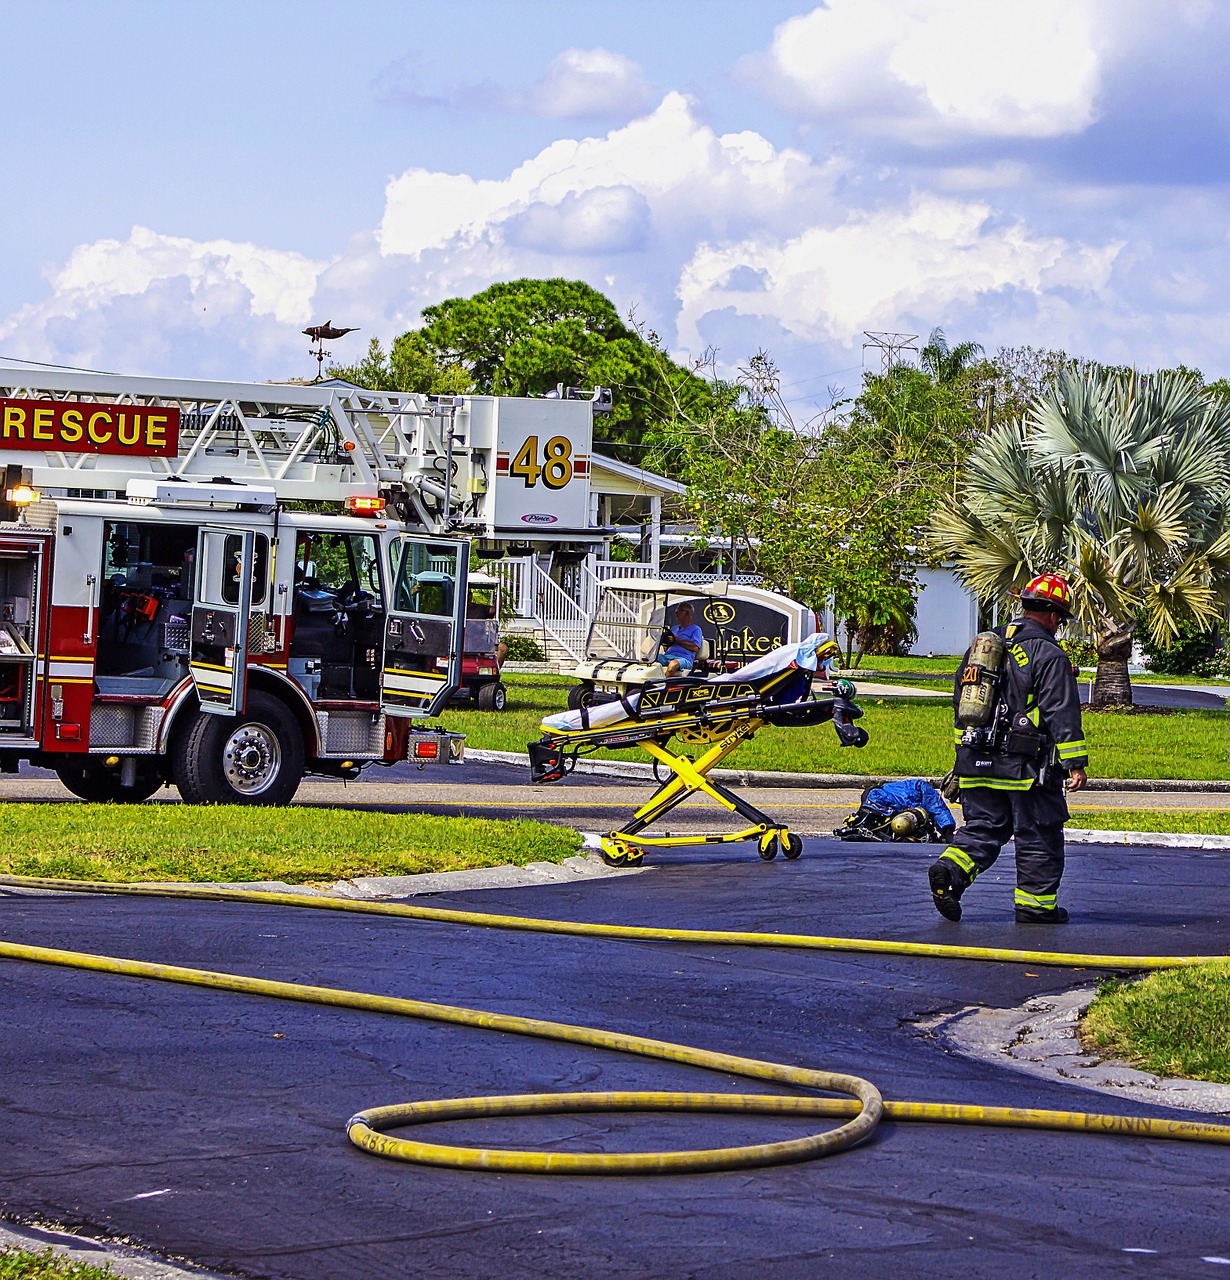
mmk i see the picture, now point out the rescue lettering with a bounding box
[0,398,179,457]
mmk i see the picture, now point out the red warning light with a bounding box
[345,495,386,515]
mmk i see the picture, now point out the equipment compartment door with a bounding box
[0,533,49,745]
[382,537,468,716]
[190,527,256,716]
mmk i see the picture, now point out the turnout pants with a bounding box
[939,782,1069,912]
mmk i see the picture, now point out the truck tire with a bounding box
[54,759,165,804]
[172,692,305,806]
[477,681,507,712]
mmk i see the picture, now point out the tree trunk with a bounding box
[1092,626,1134,709]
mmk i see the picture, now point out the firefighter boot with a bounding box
[928,861,965,922]
[1014,905,1069,924]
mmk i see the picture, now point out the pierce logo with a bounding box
[521,513,559,524]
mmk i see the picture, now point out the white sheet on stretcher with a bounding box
[541,633,831,733]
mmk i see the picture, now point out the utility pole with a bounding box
[862,331,918,375]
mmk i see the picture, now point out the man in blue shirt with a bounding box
[661,602,704,676]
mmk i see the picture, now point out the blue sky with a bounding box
[4,0,1229,418]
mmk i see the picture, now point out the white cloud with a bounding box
[378,92,822,259]
[676,194,1122,349]
[0,227,326,377]
[373,46,652,120]
[0,92,1159,387]
[752,0,1106,140]
[528,48,654,119]
[504,186,652,254]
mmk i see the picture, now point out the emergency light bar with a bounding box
[345,495,386,515]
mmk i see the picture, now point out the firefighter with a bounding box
[928,573,1089,924]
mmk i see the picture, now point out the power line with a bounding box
[0,353,117,375]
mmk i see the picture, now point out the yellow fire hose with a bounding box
[2,873,1229,1175]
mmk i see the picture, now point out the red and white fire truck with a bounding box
[0,369,603,803]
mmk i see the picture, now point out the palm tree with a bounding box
[930,367,1230,709]
[920,328,984,385]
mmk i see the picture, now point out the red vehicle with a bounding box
[0,371,603,802]
[455,572,507,711]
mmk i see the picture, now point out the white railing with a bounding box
[593,560,762,587]
[492,557,590,661]
[493,555,765,663]
[493,557,534,619]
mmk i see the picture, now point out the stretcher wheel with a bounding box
[601,837,640,867]
[757,834,779,861]
[782,833,804,860]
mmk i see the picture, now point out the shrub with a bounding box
[1137,615,1217,676]
[504,634,545,662]
[1061,636,1097,668]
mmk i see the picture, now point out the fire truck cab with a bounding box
[0,370,602,803]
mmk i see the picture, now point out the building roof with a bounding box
[589,453,687,498]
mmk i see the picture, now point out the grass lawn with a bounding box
[0,1247,116,1279]
[0,804,579,884]
[1081,963,1230,1084]
[452,676,1230,780]
[1066,809,1230,834]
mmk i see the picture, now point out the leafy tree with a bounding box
[647,354,973,661]
[330,279,712,463]
[930,367,1230,708]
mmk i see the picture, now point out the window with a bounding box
[294,532,384,607]
[220,533,270,606]
[392,541,463,618]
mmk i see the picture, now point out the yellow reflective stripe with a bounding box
[1015,889,1057,908]
[1057,739,1086,752]
[957,777,1035,791]
[941,847,978,878]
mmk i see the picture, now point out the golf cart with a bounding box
[568,578,831,710]
[453,571,507,711]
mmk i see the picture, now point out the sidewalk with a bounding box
[466,748,1230,793]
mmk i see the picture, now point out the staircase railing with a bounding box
[493,557,590,662]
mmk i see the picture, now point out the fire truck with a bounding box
[0,369,603,804]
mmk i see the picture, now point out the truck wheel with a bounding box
[172,692,305,805]
[477,681,507,712]
[54,760,165,804]
[566,683,599,711]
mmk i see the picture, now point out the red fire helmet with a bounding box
[1019,573,1073,617]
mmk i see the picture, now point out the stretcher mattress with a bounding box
[541,633,831,734]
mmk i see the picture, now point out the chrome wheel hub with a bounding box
[222,722,281,795]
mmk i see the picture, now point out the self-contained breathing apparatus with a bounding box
[954,626,1049,777]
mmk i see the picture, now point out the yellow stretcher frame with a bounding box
[530,668,865,867]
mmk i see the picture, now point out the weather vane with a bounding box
[303,321,359,382]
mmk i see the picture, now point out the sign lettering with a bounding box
[0,399,179,457]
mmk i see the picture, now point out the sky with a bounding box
[3,0,1229,419]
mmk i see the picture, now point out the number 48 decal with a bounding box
[510,435,573,489]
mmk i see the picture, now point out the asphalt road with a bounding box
[2,838,1229,1279]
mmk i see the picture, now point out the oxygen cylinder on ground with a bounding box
[956,631,1005,729]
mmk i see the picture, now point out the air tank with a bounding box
[956,630,1006,728]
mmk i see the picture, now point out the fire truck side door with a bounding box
[190,526,256,716]
[382,537,468,716]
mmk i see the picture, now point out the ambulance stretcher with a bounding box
[528,636,868,865]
